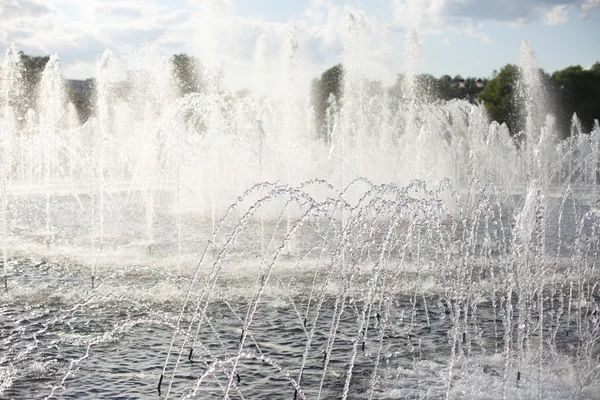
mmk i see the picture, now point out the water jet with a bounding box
[0,21,598,400]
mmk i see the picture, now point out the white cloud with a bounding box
[507,17,528,27]
[0,0,195,78]
[391,0,446,31]
[0,0,50,20]
[0,0,179,57]
[389,0,597,41]
[543,4,569,25]
[390,0,492,42]
[580,0,600,17]
[580,0,600,10]
[1,0,597,85]
[301,0,382,52]
[61,60,97,80]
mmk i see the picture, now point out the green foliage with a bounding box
[19,52,50,106]
[416,74,438,102]
[387,73,404,101]
[478,62,600,137]
[319,64,344,103]
[436,75,459,101]
[67,86,94,123]
[10,49,600,139]
[551,65,600,133]
[9,51,94,124]
[311,64,344,142]
[478,64,520,134]
[171,54,204,95]
[8,52,50,122]
[388,73,485,105]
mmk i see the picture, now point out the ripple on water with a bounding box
[2,254,599,399]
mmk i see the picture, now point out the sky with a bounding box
[1,0,599,91]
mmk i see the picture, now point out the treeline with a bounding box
[2,53,65,122]
[1,52,208,124]
[311,62,600,140]
[479,63,600,136]
[2,52,94,123]
[5,51,600,138]
[311,66,490,141]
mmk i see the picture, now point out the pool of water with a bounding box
[1,186,599,399]
[1,256,598,399]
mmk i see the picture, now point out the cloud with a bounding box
[301,0,382,51]
[96,6,144,19]
[390,0,595,41]
[0,0,188,67]
[3,0,594,87]
[61,60,98,80]
[0,0,50,20]
[580,0,600,17]
[303,0,344,48]
[0,0,425,90]
[390,0,492,41]
[543,4,569,25]
[580,0,600,10]
[443,0,568,23]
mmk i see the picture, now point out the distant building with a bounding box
[476,79,484,88]
[458,79,466,88]
[66,79,95,97]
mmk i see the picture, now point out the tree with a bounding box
[387,73,485,104]
[5,52,51,122]
[387,73,404,101]
[436,75,459,101]
[319,64,344,103]
[551,64,600,134]
[478,64,520,134]
[416,74,438,102]
[387,73,436,103]
[19,52,50,107]
[171,54,204,95]
[67,86,94,123]
[311,64,344,141]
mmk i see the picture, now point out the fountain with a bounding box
[0,11,599,400]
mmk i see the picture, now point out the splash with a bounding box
[0,23,599,400]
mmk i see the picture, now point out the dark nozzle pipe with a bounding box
[157,374,164,395]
